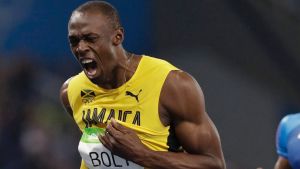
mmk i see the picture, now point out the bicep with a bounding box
[162,70,223,157]
[175,115,222,155]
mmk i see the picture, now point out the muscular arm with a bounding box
[101,70,226,169]
[60,78,87,169]
[274,157,291,169]
[139,70,225,169]
[59,78,73,117]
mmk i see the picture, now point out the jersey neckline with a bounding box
[82,55,146,94]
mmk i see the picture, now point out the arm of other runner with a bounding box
[274,157,291,169]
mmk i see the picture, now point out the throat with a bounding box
[91,54,140,90]
[92,67,129,89]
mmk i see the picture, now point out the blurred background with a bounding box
[1,0,300,168]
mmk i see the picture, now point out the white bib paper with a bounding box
[78,127,143,169]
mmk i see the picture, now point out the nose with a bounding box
[76,40,89,56]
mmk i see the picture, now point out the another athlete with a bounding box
[274,113,300,169]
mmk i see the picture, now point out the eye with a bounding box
[69,36,80,47]
[84,36,98,43]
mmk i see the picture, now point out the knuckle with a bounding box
[114,133,120,139]
[110,138,116,145]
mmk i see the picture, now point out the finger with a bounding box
[99,134,110,148]
[107,121,123,138]
[106,129,119,145]
[110,118,127,133]
[99,133,112,150]
[110,118,120,130]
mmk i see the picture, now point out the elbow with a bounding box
[214,159,226,169]
[208,156,226,169]
[208,161,225,169]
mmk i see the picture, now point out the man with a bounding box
[274,113,300,169]
[60,1,226,169]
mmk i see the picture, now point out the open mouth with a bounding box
[81,59,97,77]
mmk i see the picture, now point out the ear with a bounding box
[113,28,124,46]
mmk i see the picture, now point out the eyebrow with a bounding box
[68,33,100,39]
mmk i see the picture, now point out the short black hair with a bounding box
[74,0,122,29]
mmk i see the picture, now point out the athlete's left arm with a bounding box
[100,70,226,169]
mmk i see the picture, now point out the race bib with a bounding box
[78,127,143,169]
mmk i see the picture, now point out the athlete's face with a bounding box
[68,11,122,80]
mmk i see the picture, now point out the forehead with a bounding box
[68,11,110,35]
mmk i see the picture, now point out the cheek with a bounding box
[90,40,115,62]
[93,45,113,58]
[70,46,78,56]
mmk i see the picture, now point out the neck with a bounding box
[92,51,134,89]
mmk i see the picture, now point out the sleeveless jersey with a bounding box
[67,55,179,169]
[276,113,300,169]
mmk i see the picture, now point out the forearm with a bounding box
[134,149,225,169]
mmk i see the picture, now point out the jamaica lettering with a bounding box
[82,108,141,128]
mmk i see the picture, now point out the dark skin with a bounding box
[61,10,226,169]
[274,157,292,169]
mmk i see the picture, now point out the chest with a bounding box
[72,87,164,132]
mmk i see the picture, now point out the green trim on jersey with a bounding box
[80,127,105,143]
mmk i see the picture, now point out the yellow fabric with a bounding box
[80,160,88,169]
[67,55,178,169]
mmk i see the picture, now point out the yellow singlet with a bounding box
[67,55,179,169]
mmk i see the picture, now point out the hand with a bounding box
[99,118,149,162]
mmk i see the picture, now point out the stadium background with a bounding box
[1,0,300,168]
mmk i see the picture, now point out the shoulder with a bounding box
[164,70,202,96]
[278,113,300,133]
[60,71,85,94]
[60,77,74,116]
[161,70,205,122]
[60,77,73,96]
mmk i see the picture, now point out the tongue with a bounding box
[83,61,97,77]
[86,67,97,76]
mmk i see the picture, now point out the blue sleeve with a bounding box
[276,116,289,158]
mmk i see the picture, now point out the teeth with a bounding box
[82,59,93,64]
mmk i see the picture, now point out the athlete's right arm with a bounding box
[59,78,73,117]
[60,79,88,169]
[274,157,291,169]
